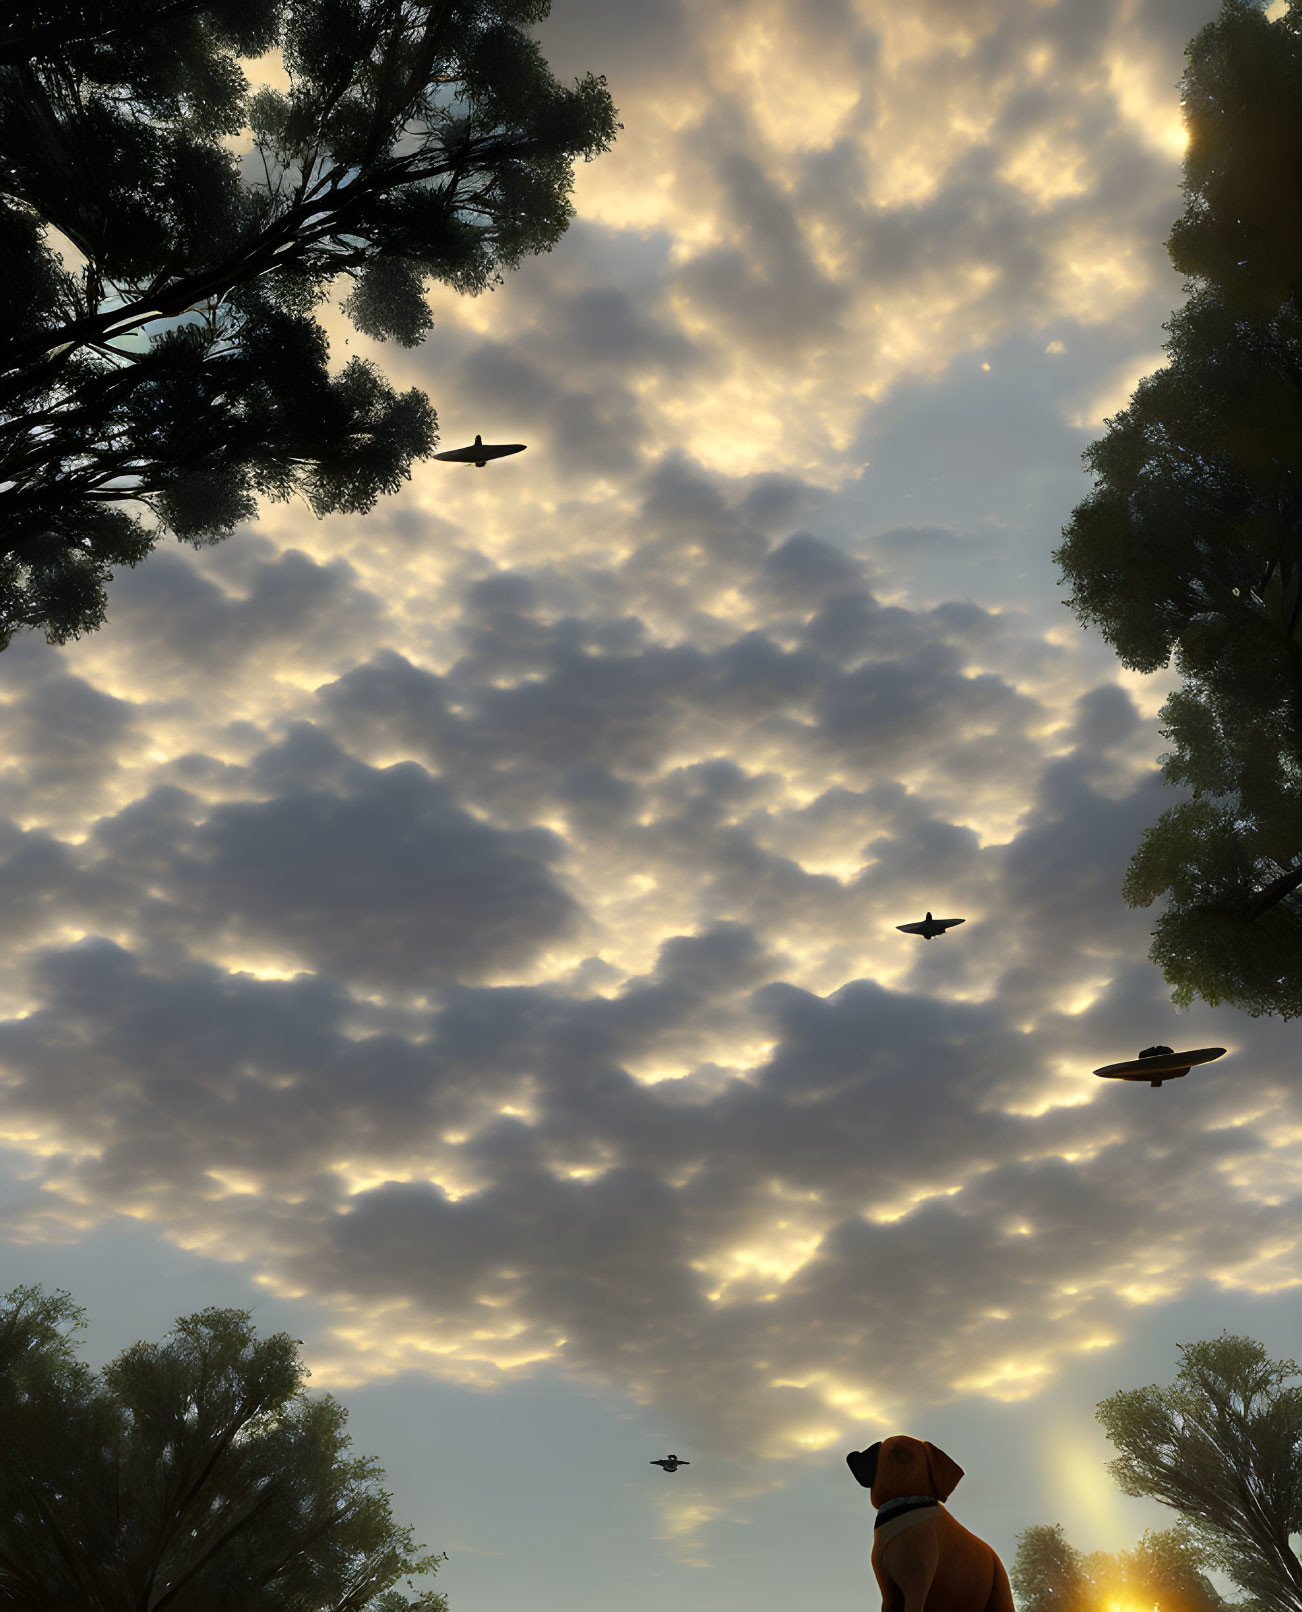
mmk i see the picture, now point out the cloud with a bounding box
[1,0,1287,1575]
[0,520,1278,1458]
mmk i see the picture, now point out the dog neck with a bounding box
[874,1494,940,1530]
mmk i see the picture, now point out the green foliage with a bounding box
[0,1283,451,1611]
[1053,0,1302,1018]
[1166,0,1302,320]
[1011,1519,1232,1612]
[0,0,620,649]
[1117,679,1302,1018]
[1013,1522,1093,1612]
[1095,1335,1302,1612]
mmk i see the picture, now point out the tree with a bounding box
[1095,1334,1302,1612]
[1052,0,1302,1019]
[1011,1519,1233,1612]
[0,0,619,651]
[1013,1522,1093,1612]
[0,1283,451,1611]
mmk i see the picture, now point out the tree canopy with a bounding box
[1095,1334,1302,1612]
[1012,1519,1234,1612]
[0,0,619,651]
[0,1283,450,1611]
[1052,0,1302,1019]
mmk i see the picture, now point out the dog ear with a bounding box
[846,1442,881,1488]
[924,1442,964,1500]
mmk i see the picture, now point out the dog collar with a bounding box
[874,1495,939,1530]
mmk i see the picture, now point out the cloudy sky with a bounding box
[3,0,1301,1608]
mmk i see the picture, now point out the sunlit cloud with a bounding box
[1,0,1292,1587]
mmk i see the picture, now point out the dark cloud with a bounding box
[0,658,138,817]
[672,146,852,353]
[530,0,691,92]
[752,532,865,607]
[78,723,583,991]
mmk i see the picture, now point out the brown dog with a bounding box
[846,1435,1015,1612]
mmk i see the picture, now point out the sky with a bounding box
[2,0,1301,1609]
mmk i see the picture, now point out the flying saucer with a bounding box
[433,433,526,467]
[896,911,966,941]
[651,1455,689,1472]
[1093,1045,1227,1087]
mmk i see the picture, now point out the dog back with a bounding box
[872,1505,998,1612]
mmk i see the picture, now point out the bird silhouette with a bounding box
[651,1454,689,1472]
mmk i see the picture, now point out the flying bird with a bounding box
[1093,1045,1227,1088]
[433,433,527,467]
[896,911,966,940]
[651,1455,689,1472]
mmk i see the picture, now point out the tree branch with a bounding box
[0,0,222,69]
[1245,860,1302,922]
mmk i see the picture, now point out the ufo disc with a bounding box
[433,442,526,462]
[1093,1046,1226,1084]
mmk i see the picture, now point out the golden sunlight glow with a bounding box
[767,1179,823,1204]
[626,1059,696,1086]
[1204,1238,1302,1295]
[787,1426,841,1451]
[821,1383,890,1423]
[1058,976,1113,1015]
[568,107,701,235]
[700,1227,826,1290]
[865,109,992,209]
[765,1368,889,1428]
[1050,229,1155,329]
[867,1181,964,1224]
[713,13,861,153]
[1039,1420,1139,1545]
[304,1312,572,1391]
[1215,1105,1274,1133]
[999,132,1090,211]
[952,1355,1053,1399]
[333,1161,483,1202]
[730,1038,778,1072]
[204,1168,262,1197]
[0,1130,102,1162]
[797,854,864,880]
[1116,1281,1178,1304]
[1106,51,1187,158]
[234,962,306,981]
[654,1496,727,1567]
[998,1065,1096,1119]
[1071,350,1167,430]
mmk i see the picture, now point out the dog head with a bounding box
[845,1434,964,1507]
